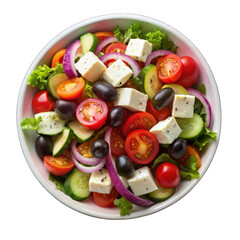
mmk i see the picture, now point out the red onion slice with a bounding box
[104,127,154,207]
[94,36,118,56]
[71,139,103,165]
[71,153,106,173]
[62,40,81,78]
[145,50,173,66]
[187,88,212,128]
[100,53,140,77]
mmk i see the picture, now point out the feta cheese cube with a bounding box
[172,94,195,118]
[127,166,157,196]
[89,168,113,194]
[114,88,148,112]
[103,59,133,87]
[125,39,152,62]
[150,117,182,144]
[75,52,106,82]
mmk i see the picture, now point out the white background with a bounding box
[1,0,239,239]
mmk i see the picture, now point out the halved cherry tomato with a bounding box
[156,54,183,83]
[122,112,157,136]
[178,144,201,169]
[94,31,114,42]
[76,98,108,130]
[105,43,127,54]
[51,49,66,68]
[146,100,170,122]
[125,129,159,164]
[110,127,127,156]
[93,187,119,207]
[123,79,137,89]
[32,90,55,114]
[43,150,74,176]
[56,77,85,100]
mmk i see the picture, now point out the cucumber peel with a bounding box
[80,33,99,55]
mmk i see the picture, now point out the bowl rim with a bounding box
[16,13,222,220]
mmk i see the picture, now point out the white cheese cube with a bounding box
[150,117,182,144]
[125,39,152,62]
[114,88,148,112]
[89,169,113,194]
[172,94,195,118]
[127,166,157,196]
[103,59,133,87]
[75,52,106,82]
[119,176,129,188]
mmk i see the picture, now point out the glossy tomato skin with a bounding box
[76,98,108,130]
[125,129,159,164]
[93,187,119,207]
[176,56,199,88]
[110,127,126,156]
[146,100,170,121]
[156,54,183,83]
[94,31,114,42]
[156,162,181,188]
[32,90,55,114]
[105,43,127,54]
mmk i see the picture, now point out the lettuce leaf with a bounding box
[20,116,42,130]
[49,173,67,194]
[114,196,133,216]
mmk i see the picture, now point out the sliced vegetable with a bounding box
[110,127,127,156]
[51,49,66,68]
[105,42,126,54]
[94,36,118,56]
[145,50,173,67]
[146,100,170,122]
[161,83,188,95]
[80,33,99,55]
[93,187,119,207]
[94,31,114,42]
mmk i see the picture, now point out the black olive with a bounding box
[108,106,124,127]
[35,135,53,159]
[153,87,175,110]
[168,138,187,159]
[116,155,135,178]
[92,81,117,102]
[91,139,109,159]
[54,100,78,121]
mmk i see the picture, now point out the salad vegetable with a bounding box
[20,23,217,216]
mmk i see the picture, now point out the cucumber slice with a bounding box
[52,127,73,156]
[176,113,204,140]
[147,184,175,202]
[35,111,66,136]
[64,168,91,201]
[162,83,188,95]
[140,64,162,99]
[48,72,69,99]
[80,33,99,55]
[68,120,94,143]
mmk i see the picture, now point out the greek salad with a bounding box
[21,23,217,216]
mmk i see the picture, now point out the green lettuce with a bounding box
[49,173,67,194]
[20,116,42,130]
[114,196,133,216]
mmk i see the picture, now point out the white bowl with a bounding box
[17,13,221,219]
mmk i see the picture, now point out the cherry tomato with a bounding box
[176,56,199,88]
[32,90,55,114]
[123,79,137,89]
[136,60,145,69]
[94,31,114,42]
[76,98,108,130]
[155,162,181,188]
[156,54,183,83]
[43,150,74,176]
[146,100,170,122]
[125,129,159,164]
[93,187,119,207]
[51,49,66,68]
[105,43,127,54]
[178,144,201,169]
[56,77,85,100]
[110,127,127,156]
[122,112,157,136]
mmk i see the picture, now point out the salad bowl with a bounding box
[17,13,221,219]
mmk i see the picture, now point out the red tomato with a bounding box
[94,31,114,42]
[123,79,137,89]
[110,127,127,156]
[125,129,159,164]
[155,162,181,188]
[176,56,199,88]
[156,54,183,83]
[146,100,170,122]
[122,112,157,136]
[43,152,74,176]
[76,98,108,130]
[136,60,145,69]
[105,43,127,54]
[32,90,55,114]
[93,187,119,207]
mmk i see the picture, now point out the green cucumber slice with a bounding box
[47,72,69,99]
[162,83,188,95]
[176,113,204,140]
[80,33,99,55]
[52,127,73,156]
[68,120,94,143]
[64,168,91,201]
[140,64,162,99]
[147,184,175,202]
